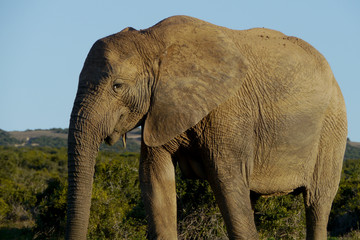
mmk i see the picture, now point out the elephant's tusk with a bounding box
[122,134,127,149]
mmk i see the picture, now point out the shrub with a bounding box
[33,177,67,239]
[0,198,10,222]
[0,147,67,238]
[176,172,227,239]
[254,194,306,239]
[329,159,360,236]
[87,152,147,239]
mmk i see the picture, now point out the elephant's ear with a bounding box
[143,24,248,147]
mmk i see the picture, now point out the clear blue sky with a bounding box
[1,0,359,141]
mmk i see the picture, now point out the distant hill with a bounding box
[1,128,360,159]
[6,128,68,148]
[10,128,68,141]
[345,138,360,160]
[0,129,20,146]
[0,128,141,152]
[348,140,360,148]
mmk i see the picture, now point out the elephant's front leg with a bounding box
[140,146,177,239]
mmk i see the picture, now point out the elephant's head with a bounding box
[66,16,248,239]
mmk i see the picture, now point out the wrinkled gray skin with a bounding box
[66,16,347,240]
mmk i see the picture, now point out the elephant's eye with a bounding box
[113,83,122,92]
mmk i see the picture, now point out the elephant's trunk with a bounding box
[66,102,103,240]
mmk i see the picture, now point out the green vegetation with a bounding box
[176,174,227,239]
[0,130,359,239]
[329,159,360,237]
[254,194,306,239]
[0,146,145,240]
[0,146,67,239]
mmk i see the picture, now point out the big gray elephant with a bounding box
[66,16,347,240]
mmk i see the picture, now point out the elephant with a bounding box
[66,15,347,240]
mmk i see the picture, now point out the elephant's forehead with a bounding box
[81,49,138,82]
[103,50,140,78]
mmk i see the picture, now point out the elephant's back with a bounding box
[223,26,345,145]
[230,27,337,109]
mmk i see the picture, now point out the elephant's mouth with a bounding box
[105,130,127,148]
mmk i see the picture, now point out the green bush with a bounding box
[28,151,147,240]
[254,194,306,239]
[176,172,227,239]
[329,159,360,237]
[0,198,10,222]
[33,177,67,239]
[88,152,147,240]
[0,146,67,239]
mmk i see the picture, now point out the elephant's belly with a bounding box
[248,109,323,195]
[249,170,306,195]
[249,140,318,195]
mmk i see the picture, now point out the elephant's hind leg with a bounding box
[304,110,347,240]
[303,192,333,240]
